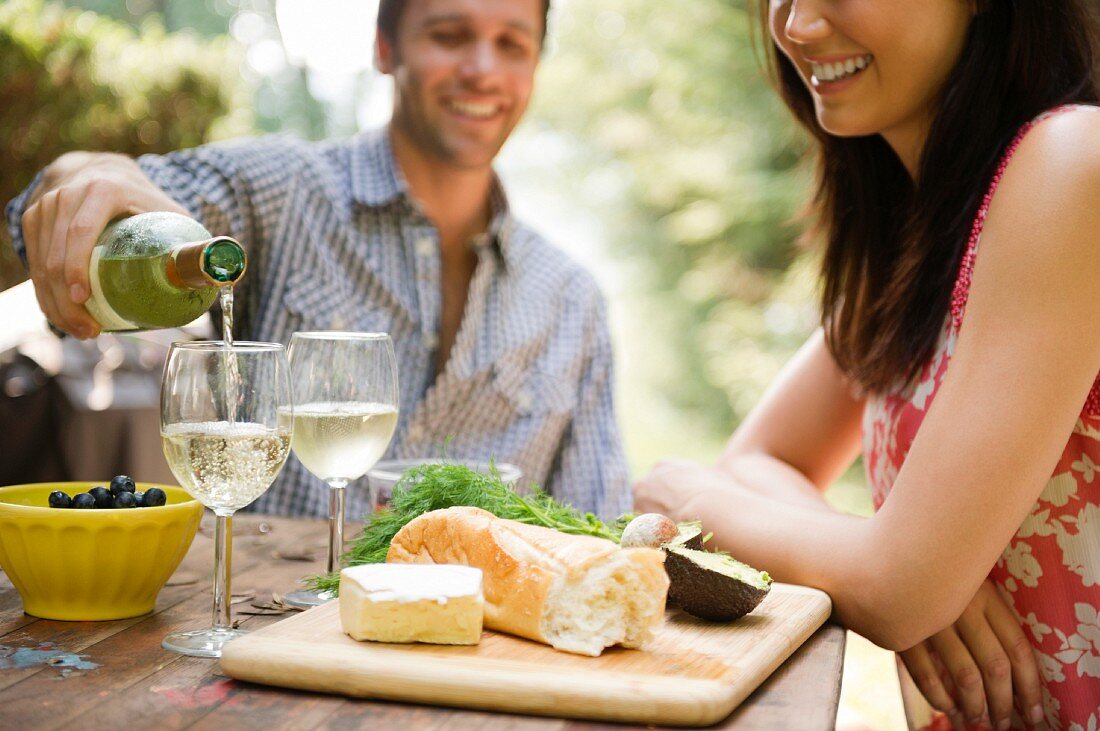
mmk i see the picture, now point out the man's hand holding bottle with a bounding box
[20,152,189,338]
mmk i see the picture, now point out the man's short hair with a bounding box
[377,0,551,46]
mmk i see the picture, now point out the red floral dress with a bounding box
[863,106,1100,730]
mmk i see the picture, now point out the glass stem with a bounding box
[212,511,233,630]
[327,480,349,575]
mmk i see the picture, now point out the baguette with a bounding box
[386,506,669,656]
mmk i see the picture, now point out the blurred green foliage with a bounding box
[0,0,251,288]
[535,0,819,433]
[61,0,237,39]
[62,0,328,139]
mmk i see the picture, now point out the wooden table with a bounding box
[0,515,845,730]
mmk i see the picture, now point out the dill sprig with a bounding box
[309,462,633,595]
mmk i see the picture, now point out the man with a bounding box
[5,0,630,520]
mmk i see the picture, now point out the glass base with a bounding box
[162,626,248,658]
[282,589,334,609]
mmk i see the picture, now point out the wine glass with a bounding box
[159,341,292,657]
[282,332,399,608]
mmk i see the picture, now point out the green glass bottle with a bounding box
[84,212,247,332]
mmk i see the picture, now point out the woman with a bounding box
[634,1,1100,728]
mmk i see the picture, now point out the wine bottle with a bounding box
[84,211,246,332]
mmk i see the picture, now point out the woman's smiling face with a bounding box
[769,0,974,169]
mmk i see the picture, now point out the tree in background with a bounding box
[0,0,251,289]
[534,0,818,434]
[60,0,329,140]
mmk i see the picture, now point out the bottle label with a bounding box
[86,247,137,331]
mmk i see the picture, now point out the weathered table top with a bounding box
[0,514,845,730]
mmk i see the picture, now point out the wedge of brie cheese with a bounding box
[339,563,484,645]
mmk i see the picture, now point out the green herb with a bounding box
[309,462,633,595]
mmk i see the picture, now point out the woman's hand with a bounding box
[899,580,1044,730]
[634,455,833,522]
[633,459,742,522]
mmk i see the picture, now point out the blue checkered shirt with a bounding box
[6,128,631,520]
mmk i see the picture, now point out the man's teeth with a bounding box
[811,55,873,83]
[449,100,497,118]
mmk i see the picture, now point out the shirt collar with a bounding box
[349,126,406,207]
[476,179,515,270]
[350,125,517,271]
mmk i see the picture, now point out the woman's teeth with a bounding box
[449,100,497,118]
[811,54,873,83]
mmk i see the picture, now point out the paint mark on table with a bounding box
[153,677,237,708]
[0,642,100,673]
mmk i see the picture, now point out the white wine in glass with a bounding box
[282,332,399,608]
[160,341,292,657]
[290,402,398,482]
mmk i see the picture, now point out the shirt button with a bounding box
[423,333,439,350]
[415,237,434,257]
[515,389,533,413]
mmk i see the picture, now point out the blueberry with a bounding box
[48,491,72,509]
[71,493,96,509]
[89,486,113,509]
[133,491,145,507]
[109,475,136,496]
[112,491,137,508]
[142,487,167,507]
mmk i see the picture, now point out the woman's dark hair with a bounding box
[760,0,1099,393]
[378,0,552,47]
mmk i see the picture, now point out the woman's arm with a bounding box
[635,329,864,516]
[637,109,1100,651]
[857,109,1100,645]
[717,328,865,511]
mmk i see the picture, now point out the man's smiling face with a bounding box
[379,0,544,170]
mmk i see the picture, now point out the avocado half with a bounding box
[664,546,772,621]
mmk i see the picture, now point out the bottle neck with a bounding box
[165,238,247,290]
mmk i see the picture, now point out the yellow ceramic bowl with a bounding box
[0,482,203,621]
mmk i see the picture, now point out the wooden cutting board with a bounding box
[220,583,831,727]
